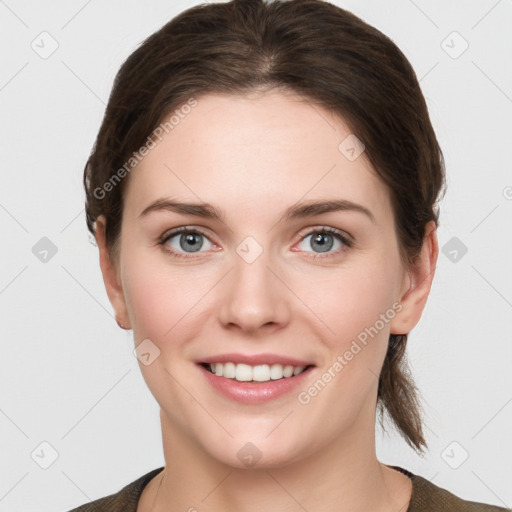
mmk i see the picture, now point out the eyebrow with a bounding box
[139,198,375,224]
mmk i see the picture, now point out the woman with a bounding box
[69,0,508,510]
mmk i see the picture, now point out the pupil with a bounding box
[180,233,203,252]
[312,233,333,253]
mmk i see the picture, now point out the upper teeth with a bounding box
[208,362,307,382]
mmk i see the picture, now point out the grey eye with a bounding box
[298,231,344,253]
[165,230,214,254]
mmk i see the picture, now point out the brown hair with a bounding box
[83,0,446,454]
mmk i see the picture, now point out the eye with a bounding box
[159,227,216,258]
[158,226,352,260]
[295,227,352,258]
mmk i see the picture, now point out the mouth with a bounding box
[199,362,315,382]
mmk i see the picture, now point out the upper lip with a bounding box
[197,353,315,367]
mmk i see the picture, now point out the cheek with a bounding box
[122,254,217,348]
[297,258,401,349]
[121,261,213,409]
[295,262,401,421]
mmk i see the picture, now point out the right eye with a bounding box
[160,227,217,259]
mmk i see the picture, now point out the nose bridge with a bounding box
[218,236,289,331]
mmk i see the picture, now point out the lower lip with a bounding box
[198,364,314,404]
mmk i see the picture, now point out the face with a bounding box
[101,90,429,469]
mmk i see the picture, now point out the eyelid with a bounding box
[295,225,354,244]
[160,226,212,244]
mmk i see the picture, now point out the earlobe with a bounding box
[95,216,132,330]
[390,221,438,336]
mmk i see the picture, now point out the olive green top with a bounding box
[67,465,510,511]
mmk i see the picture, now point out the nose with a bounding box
[218,247,291,333]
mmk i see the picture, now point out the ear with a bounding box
[95,215,132,330]
[390,220,438,335]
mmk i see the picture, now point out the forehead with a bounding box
[123,91,391,222]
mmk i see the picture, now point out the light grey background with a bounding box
[1,1,511,511]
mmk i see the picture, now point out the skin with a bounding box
[95,90,438,512]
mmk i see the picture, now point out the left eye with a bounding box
[296,229,350,254]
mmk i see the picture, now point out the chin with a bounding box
[199,431,307,470]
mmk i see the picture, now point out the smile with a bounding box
[197,360,315,404]
[201,362,310,382]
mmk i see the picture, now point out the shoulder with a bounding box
[403,468,510,512]
[66,467,165,512]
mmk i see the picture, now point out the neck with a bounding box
[145,409,412,512]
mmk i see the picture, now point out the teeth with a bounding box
[206,362,307,381]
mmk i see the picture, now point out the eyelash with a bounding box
[158,226,353,260]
